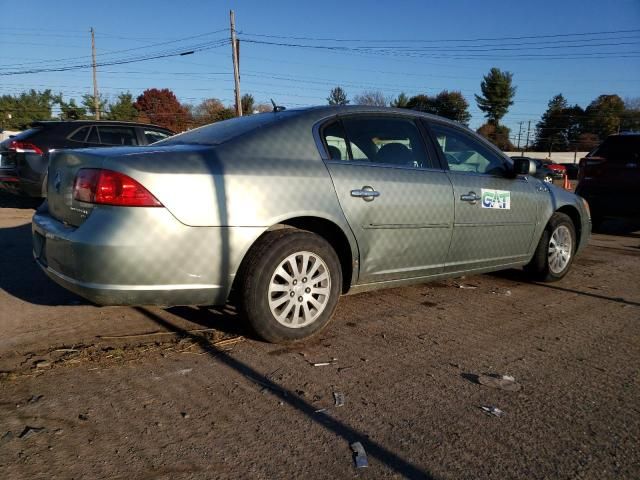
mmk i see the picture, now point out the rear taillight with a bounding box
[8,140,44,155]
[73,169,162,207]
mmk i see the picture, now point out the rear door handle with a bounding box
[351,186,380,202]
[460,191,480,204]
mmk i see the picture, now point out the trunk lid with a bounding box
[47,149,106,226]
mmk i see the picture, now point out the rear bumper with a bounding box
[32,204,264,306]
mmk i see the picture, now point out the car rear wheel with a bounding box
[524,212,576,282]
[238,229,342,343]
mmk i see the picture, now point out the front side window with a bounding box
[429,123,507,176]
[97,126,138,146]
[323,116,431,169]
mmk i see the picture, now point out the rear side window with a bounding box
[68,126,90,142]
[592,136,640,163]
[324,116,432,169]
[97,126,138,146]
[144,129,170,144]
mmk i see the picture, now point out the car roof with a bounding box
[271,105,480,136]
[158,105,479,148]
[31,120,174,133]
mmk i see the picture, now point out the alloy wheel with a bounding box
[268,251,331,328]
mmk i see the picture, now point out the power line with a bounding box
[0,29,229,69]
[0,39,230,76]
[238,28,640,43]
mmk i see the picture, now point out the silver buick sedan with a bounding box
[33,106,591,343]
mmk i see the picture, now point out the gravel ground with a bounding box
[1,192,639,480]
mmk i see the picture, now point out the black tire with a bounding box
[238,229,342,343]
[524,212,576,282]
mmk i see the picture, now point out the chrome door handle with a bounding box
[351,186,380,202]
[460,191,480,204]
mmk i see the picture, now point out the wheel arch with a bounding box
[231,215,357,300]
[270,216,357,294]
[556,204,582,246]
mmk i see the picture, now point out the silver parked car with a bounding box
[32,106,591,343]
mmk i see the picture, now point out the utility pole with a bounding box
[524,120,531,154]
[230,10,242,117]
[516,121,523,154]
[90,27,100,120]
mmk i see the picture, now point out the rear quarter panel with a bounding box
[105,116,351,231]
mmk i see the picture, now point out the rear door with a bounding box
[321,114,454,284]
[425,121,539,273]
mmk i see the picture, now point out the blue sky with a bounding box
[1,0,639,141]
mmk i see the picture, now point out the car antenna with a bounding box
[270,98,286,113]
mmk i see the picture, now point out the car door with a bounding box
[321,115,454,284]
[425,121,539,273]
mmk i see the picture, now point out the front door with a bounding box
[321,115,454,284]
[426,121,539,273]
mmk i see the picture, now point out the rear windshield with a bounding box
[591,136,640,161]
[156,111,294,146]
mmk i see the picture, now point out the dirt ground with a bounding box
[1,192,639,480]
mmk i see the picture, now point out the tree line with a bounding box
[328,67,639,151]
[1,67,638,150]
[0,89,271,133]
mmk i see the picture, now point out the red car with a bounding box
[542,160,567,177]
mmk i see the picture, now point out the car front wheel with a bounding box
[525,212,576,282]
[238,229,342,343]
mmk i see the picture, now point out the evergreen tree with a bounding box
[327,87,349,105]
[241,94,255,114]
[475,68,516,125]
[81,93,108,120]
[59,98,87,120]
[535,94,571,152]
[107,92,138,121]
[0,89,56,129]
[391,92,409,108]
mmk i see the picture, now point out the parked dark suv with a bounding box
[0,121,174,198]
[576,133,640,226]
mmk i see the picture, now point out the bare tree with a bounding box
[353,90,388,107]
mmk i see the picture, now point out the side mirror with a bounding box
[512,158,536,176]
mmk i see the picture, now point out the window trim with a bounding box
[422,119,514,178]
[85,126,101,145]
[315,112,445,172]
